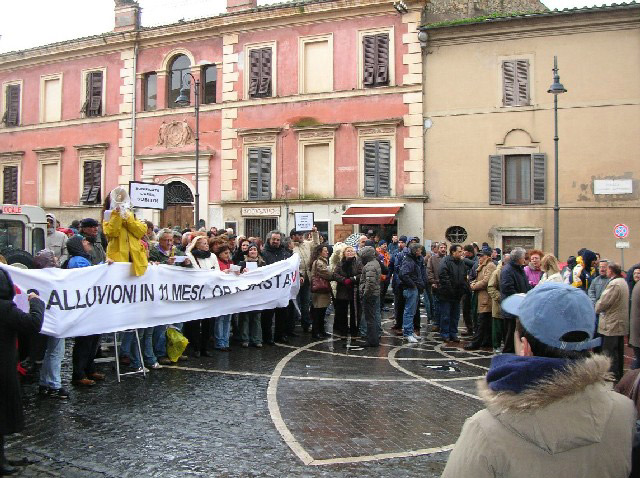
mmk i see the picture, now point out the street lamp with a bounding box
[175,73,201,228]
[547,56,567,259]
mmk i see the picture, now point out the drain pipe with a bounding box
[130,41,138,182]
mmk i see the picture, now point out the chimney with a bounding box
[226,0,258,14]
[114,0,141,32]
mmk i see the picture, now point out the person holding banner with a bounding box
[184,235,220,357]
[237,243,265,347]
[0,268,44,475]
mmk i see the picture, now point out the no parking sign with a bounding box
[614,224,629,239]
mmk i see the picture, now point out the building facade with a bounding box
[420,4,640,260]
[0,0,429,242]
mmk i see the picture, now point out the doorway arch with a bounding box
[161,180,194,229]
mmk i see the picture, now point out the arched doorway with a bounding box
[160,181,194,229]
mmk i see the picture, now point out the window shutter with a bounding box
[531,153,546,204]
[363,141,377,196]
[259,148,271,200]
[489,155,503,204]
[516,59,529,106]
[247,148,260,200]
[87,71,103,116]
[502,60,515,107]
[375,34,389,86]
[5,85,20,126]
[81,160,101,204]
[376,140,391,196]
[362,35,376,87]
[3,166,18,203]
[258,48,272,97]
[248,49,261,97]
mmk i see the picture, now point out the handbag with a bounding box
[311,275,330,294]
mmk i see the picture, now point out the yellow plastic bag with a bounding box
[166,327,188,363]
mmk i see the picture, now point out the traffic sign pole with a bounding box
[614,224,630,269]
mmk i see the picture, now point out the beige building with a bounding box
[421,4,640,262]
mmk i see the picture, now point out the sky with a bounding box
[0,0,617,54]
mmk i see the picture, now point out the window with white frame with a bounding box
[40,74,62,123]
[299,34,333,94]
[240,131,278,201]
[296,127,335,199]
[77,147,106,205]
[0,153,22,204]
[357,27,395,89]
[36,150,62,207]
[489,153,546,205]
[356,123,396,198]
[502,58,530,107]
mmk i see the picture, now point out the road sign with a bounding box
[616,241,630,249]
[614,224,629,239]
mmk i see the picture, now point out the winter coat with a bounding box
[629,282,640,348]
[389,248,408,290]
[0,268,44,435]
[539,272,563,285]
[292,231,319,281]
[333,257,362,302]
[442,355,635,478]
[261,241,292,265]
[587,274,610,306]
[311,256,333,309]
[149,244,188,266]
[427,253,445,287]
[596,277,630,337]
[487,263,502,318]
[437,255,468,301]
[103,211,148,276]
[238,254,266,270]
[359,246,381,298]
[524,265,543,288]
[185,237,219,271]
[500,262,530,319]
[471,260,496,314]
[45,228,68,265]
[398,252,426,291]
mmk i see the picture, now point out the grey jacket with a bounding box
[359,246,380,297]
[588,274,610,306]
[45,230,68,265]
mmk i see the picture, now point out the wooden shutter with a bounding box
[248,147,271,200]
[375,34,389,86]
[516,59,529,106]
[502,60,516,106]
[362,35,376,87]
[3,166,18,203]
[531,153,546,204]
[376,140,391,195]
[5,85,20,126]
[259,148,271,199]
[81,160,101,204]
[247,148,260,200]
[258,48,272,97]
[86,71,103,116]
[248,49,261,97]
[489,155,503,204]
[363,141,377,196]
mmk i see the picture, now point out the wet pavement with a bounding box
[6,311,493,477]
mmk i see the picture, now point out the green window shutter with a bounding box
[531,153,546,204]
[3,166,18,203]
[502,60,515,107]
[489,155,503,204]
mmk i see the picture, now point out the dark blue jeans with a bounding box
[439,298,460,339]
[402,288,419,337]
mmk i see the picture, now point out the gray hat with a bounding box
[502,282,601,351]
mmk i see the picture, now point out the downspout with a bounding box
[130,40,138,182]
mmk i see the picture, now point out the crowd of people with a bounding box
[2,194,640,475]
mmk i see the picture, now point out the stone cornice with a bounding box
[291,123,340,132]
[32,146,65,153]
[237,127,283,137]
[0,150,25,158]
[352,119,403,128]
[73,143,110,150]
[425,8,640,46]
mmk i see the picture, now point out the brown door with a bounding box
[161,205,194,229]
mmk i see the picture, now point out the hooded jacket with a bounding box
[359,246,381,297]
[45,213,68,264]
[64,235,92,269]
[572,250,597,291]
[103,211,148,276]
[442,355,635,478]
[185,236,219,271]
[398,249,426,291]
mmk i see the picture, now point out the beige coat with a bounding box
[292,231,319,281]
[596,277,630,336]
[311,256,333,309]
[471,260,496,314]
[629,282,640,347]
[487,263,502,318]
[442,355,635,478]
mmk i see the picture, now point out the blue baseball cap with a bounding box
[502,282,601,351]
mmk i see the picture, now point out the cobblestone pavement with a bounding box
[6,311,493,477]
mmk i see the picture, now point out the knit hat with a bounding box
[398,235,408,243]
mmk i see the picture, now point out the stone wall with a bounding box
[425,0,547,22]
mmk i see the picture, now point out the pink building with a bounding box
[0,0,426,241]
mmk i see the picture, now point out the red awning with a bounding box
[342,205,402,225]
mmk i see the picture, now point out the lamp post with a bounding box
[175,73,200,228]
[547,56,567,259]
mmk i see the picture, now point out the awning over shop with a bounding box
[342,204,403,225]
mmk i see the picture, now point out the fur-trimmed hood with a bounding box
[478,354,616,454]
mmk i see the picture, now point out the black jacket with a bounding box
[398,252,426,291]
[500,262,530,319]
[438,255,468,300]
[261,241,292,265]
[0,268,44,435]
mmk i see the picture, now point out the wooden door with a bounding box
[161,205,194,229]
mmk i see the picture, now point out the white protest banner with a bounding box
[294,212,314,232]
[129,181,166,210]
[1,254,300,338]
